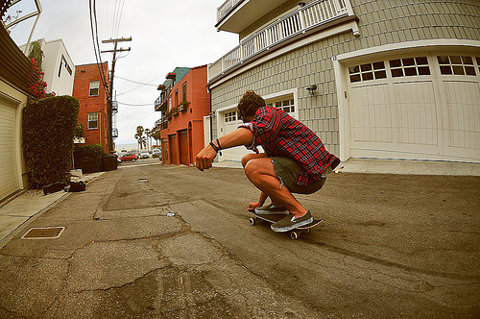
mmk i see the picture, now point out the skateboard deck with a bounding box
[249,212,323,239]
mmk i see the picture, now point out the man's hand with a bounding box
[195,145,217,171]
[247,201,263,212]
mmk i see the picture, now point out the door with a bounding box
[178,129,189,165]
[0,96,20,200]
[169,134,178,164]
[346,53,480,162]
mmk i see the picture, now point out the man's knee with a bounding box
[241,153,257,168]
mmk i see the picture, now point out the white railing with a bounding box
[217,0,243,22]
[209,0,353,81]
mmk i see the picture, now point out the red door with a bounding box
[169,134,178,164]
[178,129,189,165]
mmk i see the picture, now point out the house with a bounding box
[20,38,75,96]
[0,23,30,201]
[207,0,480,165]
[152,65,210,165]
[72,63,109,152]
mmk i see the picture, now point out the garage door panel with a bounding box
[444,81,480,150]
[350,83,393,144]
[0,99,20,200]
[394,81,438,147]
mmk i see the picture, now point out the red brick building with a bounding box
[72,63,109,152]
[152,65,210,165]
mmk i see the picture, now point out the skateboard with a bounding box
[248,212,323,240]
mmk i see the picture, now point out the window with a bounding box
[88,112,98,129]
[175,90,179,106]
[389,57,430,77]
[182,82,187,102]
[58,55,72,77]
[266,98,295,114]
[89,81,100,96]
[349,61,387,83]
[225,111,237,122]
[168,97,172,111]
[438,56,477,76]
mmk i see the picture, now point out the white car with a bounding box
[152,148,162,158]
[140,152,150,159]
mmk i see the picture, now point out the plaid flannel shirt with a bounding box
[238,106,338,186]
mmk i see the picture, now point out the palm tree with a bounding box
[135,126,145,151]
[144,128,151,151]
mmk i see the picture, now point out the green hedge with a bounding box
[23,96,79,188]
[74,144,104,173]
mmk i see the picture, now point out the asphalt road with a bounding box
[0,162,479,318]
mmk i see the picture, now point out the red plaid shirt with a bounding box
[239,106,338,186]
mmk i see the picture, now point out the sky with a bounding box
[6,0,238,146]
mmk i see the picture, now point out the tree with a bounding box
[134,126,146,150]
[144,128,151,150]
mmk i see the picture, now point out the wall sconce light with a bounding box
[306,84,317,96]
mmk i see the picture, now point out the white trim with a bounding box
[335,39,480,62]
[209,20,359,89]
[332,42,480,163]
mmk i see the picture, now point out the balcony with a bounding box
[112,128,118,138]
[209,0,356,82]
[216,0,290,33]
[112,100,118,113]
[154,95,168,112]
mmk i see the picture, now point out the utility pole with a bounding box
[101,36,132,153]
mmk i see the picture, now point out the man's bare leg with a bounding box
[243,157,307,216]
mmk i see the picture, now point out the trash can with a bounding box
[102,154,118,171]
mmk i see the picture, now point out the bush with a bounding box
[23,96,80,188]
[74,144,104,173]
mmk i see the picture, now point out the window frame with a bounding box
[88,112,99,130]
[89,81,100,97]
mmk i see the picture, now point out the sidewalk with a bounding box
[214,158,480,176]
[0,172,104,246]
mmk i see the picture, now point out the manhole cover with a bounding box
[22,227,65,239]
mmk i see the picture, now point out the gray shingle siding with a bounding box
[210,0,480,157]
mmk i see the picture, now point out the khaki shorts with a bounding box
[272,157,326,194]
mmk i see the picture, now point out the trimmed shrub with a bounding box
[74,144,104,173]
[23,96,80,188]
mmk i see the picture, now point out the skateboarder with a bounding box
[196,90,339,232]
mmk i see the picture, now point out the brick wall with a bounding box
[210,0,480,157]
[72,63,109,152]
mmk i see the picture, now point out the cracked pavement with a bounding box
[0,164,479,318]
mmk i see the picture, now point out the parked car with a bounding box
[152,148,162,158]
[119,153,137,162]
[140,152,150,159]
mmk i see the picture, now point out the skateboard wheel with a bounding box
[290,231,299,240]
[249,217,256,226]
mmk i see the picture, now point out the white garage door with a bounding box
[347,53,480,162]
[219,111,249,162]
[0,96,21,200]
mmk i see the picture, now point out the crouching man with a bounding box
[196,90,339,232]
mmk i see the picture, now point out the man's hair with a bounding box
[237,90,265,120]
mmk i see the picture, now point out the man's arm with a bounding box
[196,127,254,171]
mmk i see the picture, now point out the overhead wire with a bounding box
[114,0,126,38]
[88,0,109,97]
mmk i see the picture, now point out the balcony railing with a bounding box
[209,0,354,82]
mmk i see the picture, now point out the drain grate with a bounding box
[22,227,65,239]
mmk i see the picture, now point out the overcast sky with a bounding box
[7,0,238,146]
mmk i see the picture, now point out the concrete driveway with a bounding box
[0,164,478,318]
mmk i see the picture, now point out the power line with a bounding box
[116,76,158,87]
[117,101,153,107]
[88,0,109,95]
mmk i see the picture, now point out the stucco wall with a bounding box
[210,0,480,158]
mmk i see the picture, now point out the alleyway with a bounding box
[0,164,479,318]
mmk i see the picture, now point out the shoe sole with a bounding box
[270,217,313,233]
[254,208,288,215]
